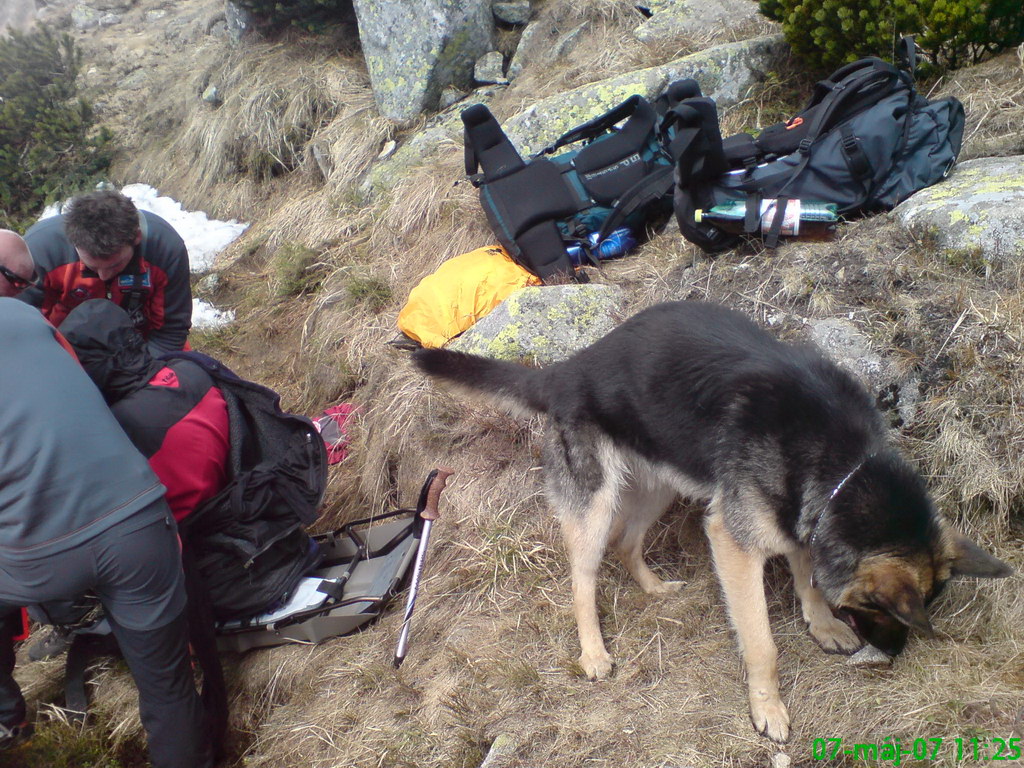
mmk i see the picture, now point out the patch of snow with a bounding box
[192,299,235,329]
[120,184,248,273]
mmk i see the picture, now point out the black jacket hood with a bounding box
[59,299,161,403]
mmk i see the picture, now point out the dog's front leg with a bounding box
[785,548,861,654]
[705,509,790,743]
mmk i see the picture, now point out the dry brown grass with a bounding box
[14,3,1024,767]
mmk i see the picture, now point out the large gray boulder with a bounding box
[450,284,625,363]
[634,0,761,45]
[353,0,494,123]
[809,318,920,427]
[71,4,102,30]
[893,155,1024,263]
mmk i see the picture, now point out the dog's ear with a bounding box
[869,580,934,636]
[946,531,1013,579]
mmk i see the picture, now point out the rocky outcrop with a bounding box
[634,0,760,45]
[225,1,257,44]
[507,14,587,81]
[451,284,625,363]
[353,0,494,123]
[893,155,1024,264]
[71,5,103,30]
[361,35,787,199]
[0,0,38,33]
[809,318,920,427]
[493,2,531,26]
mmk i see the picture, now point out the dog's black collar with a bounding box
[809,457,870,587]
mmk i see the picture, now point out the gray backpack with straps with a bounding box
[672,41,965,251]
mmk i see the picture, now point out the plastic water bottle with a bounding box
[566,228,637,266]
[694,199,838,239]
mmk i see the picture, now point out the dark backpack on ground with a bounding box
[165,351,328,622]
[462,80,701,281]
[673,39,965,251]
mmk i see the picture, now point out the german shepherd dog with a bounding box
[413,301,1011,742]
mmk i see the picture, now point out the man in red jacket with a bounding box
[16,190,192,355]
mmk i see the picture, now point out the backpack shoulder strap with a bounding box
[462,103,524,183]
[537,95,648,155]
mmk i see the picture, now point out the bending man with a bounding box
[18,189,192,355]
[0,298,212,767]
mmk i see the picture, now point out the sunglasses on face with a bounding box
[0,264,31,290]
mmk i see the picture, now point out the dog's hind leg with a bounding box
[785,548,861,654]
[705,501,790,743]
[561,495,618,680]
[547,433,622,681]
[612,481,682,595]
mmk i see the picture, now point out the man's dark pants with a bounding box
[0,501,212,768]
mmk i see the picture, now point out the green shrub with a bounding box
[759,0,1024,72]
[0,28,112,230]
[234,0,355,34]
[273,242,321,296]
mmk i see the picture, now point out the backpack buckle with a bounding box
[798,138,814,154]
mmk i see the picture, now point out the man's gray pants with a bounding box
[0,501,212,768]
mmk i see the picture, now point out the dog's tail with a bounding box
[412,348,550,417]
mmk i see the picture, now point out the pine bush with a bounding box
[0,28,112,230]
[759,0,1024,72]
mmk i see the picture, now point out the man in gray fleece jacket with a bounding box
[0,298,211,767]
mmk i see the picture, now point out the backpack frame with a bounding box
[462,79,702,280]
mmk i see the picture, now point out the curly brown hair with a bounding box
[63,190,140,259]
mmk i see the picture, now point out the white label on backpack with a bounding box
[760,199,801,236]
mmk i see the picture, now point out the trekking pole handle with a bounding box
[421,467,453,522]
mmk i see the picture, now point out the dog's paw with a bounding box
[809,615,862,655]
[750,696,790,744]
[578,649,614,680]
[647,579,686,596]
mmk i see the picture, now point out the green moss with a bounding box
[345,274,392,311]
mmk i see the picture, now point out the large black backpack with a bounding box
[165,351,328,622]
[462,79,701,281]
[673,40,965,251]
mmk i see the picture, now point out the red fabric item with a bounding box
[146,368,230,523]
[52,328,80,361]
[12,608,30,643]
[316,404,357,465]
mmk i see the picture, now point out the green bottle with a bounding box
[694,199,839,238]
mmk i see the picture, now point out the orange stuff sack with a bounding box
[397,245,541,348]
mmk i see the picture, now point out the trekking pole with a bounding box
[394,467,453,668]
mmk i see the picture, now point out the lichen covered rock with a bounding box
[352,0,494,123]
[450,284,625,363]
[810,317,920,427]
[504,35,787,155]
[634,0,760,45]
[893,155,1024,263]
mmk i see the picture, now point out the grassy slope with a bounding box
[7,3,1024,767]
